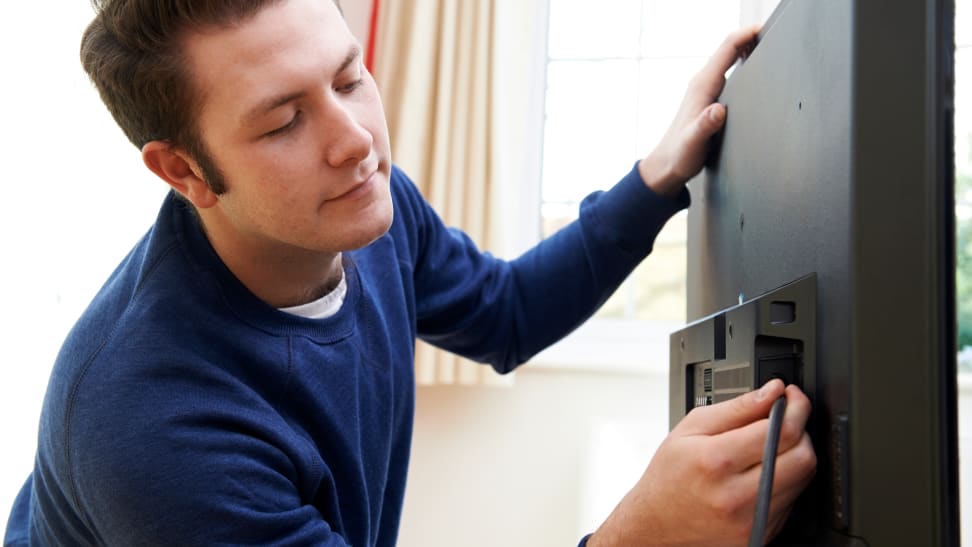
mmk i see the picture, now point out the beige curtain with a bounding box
[372,0,516,386]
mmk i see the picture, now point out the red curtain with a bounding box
[365,0,381,72]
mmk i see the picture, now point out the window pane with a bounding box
[955,46,972,362]
[636,58,705,153]
[641,0,741,58]
[959,0,972,47]
[547,0,642,60]
[957,47,972,165]
[954,18,971,219]
[542,59,640,206]
[541,2,740,323]
[633,212,687,321]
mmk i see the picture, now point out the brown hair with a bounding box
[80,0,286,193]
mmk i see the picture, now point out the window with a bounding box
[955,0,972,372]
[530,0,749,372]
[532,0,972,377]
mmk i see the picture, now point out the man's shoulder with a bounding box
[44,192,248,436]
[54,198,202,368]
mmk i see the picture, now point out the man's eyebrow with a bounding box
[240,46,362,126]
[335,45,362,79]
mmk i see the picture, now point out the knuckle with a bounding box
[685,405,704,421]
[709,489,745,520]
[698,450,733,477]
[797,436,819,471]
[709,495,753,542]
[782,435,817,480]
[683,404,712,426]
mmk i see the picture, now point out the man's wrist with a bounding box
[585,519,624,547]
[585,528,614,547]
[637,152,684,199]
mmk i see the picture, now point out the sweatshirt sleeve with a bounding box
[401,161,689,373]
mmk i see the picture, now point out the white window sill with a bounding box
[527,318,680,376]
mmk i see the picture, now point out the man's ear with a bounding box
[141,141,218,209]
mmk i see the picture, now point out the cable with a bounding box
[749,396,787,547]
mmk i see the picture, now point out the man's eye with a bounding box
[265,111,302,137]
[338,79,364,94]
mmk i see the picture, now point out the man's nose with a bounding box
[324,104,373,168]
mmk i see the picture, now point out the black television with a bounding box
[668,0,959,545]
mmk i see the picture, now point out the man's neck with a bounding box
[194,214,345,309]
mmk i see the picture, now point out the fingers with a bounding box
[677,379,785,436]
[763,433,817,541]
[689,24,761,104]
[617,381,815,547]
[702,23,761,78]
[725,432,815,544]
[778,384,813,452]
[638,24,762,193]
[713,387,812,473]
[680,381,812,475]
[772,433,817,499]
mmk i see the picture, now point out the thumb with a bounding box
[676,378,784,436]
[699,103,726,136]
[671,103,725,178]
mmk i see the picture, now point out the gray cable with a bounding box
[749,396,787,547]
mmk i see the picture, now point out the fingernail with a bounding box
[709,105,724,123]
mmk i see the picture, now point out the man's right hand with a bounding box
[588,379,817,547]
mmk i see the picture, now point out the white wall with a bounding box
[0,3,170,535]
[400,368,671,546]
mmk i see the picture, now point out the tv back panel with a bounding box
[671,0,958,544]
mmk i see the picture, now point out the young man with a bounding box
[4,0,815,545]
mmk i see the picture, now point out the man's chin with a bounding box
[338,209,395,252]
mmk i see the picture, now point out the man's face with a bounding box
[182,0,393,256]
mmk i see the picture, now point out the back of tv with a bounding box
[672,0,958,544]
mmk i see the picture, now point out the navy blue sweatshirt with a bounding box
[5,164,687,546]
